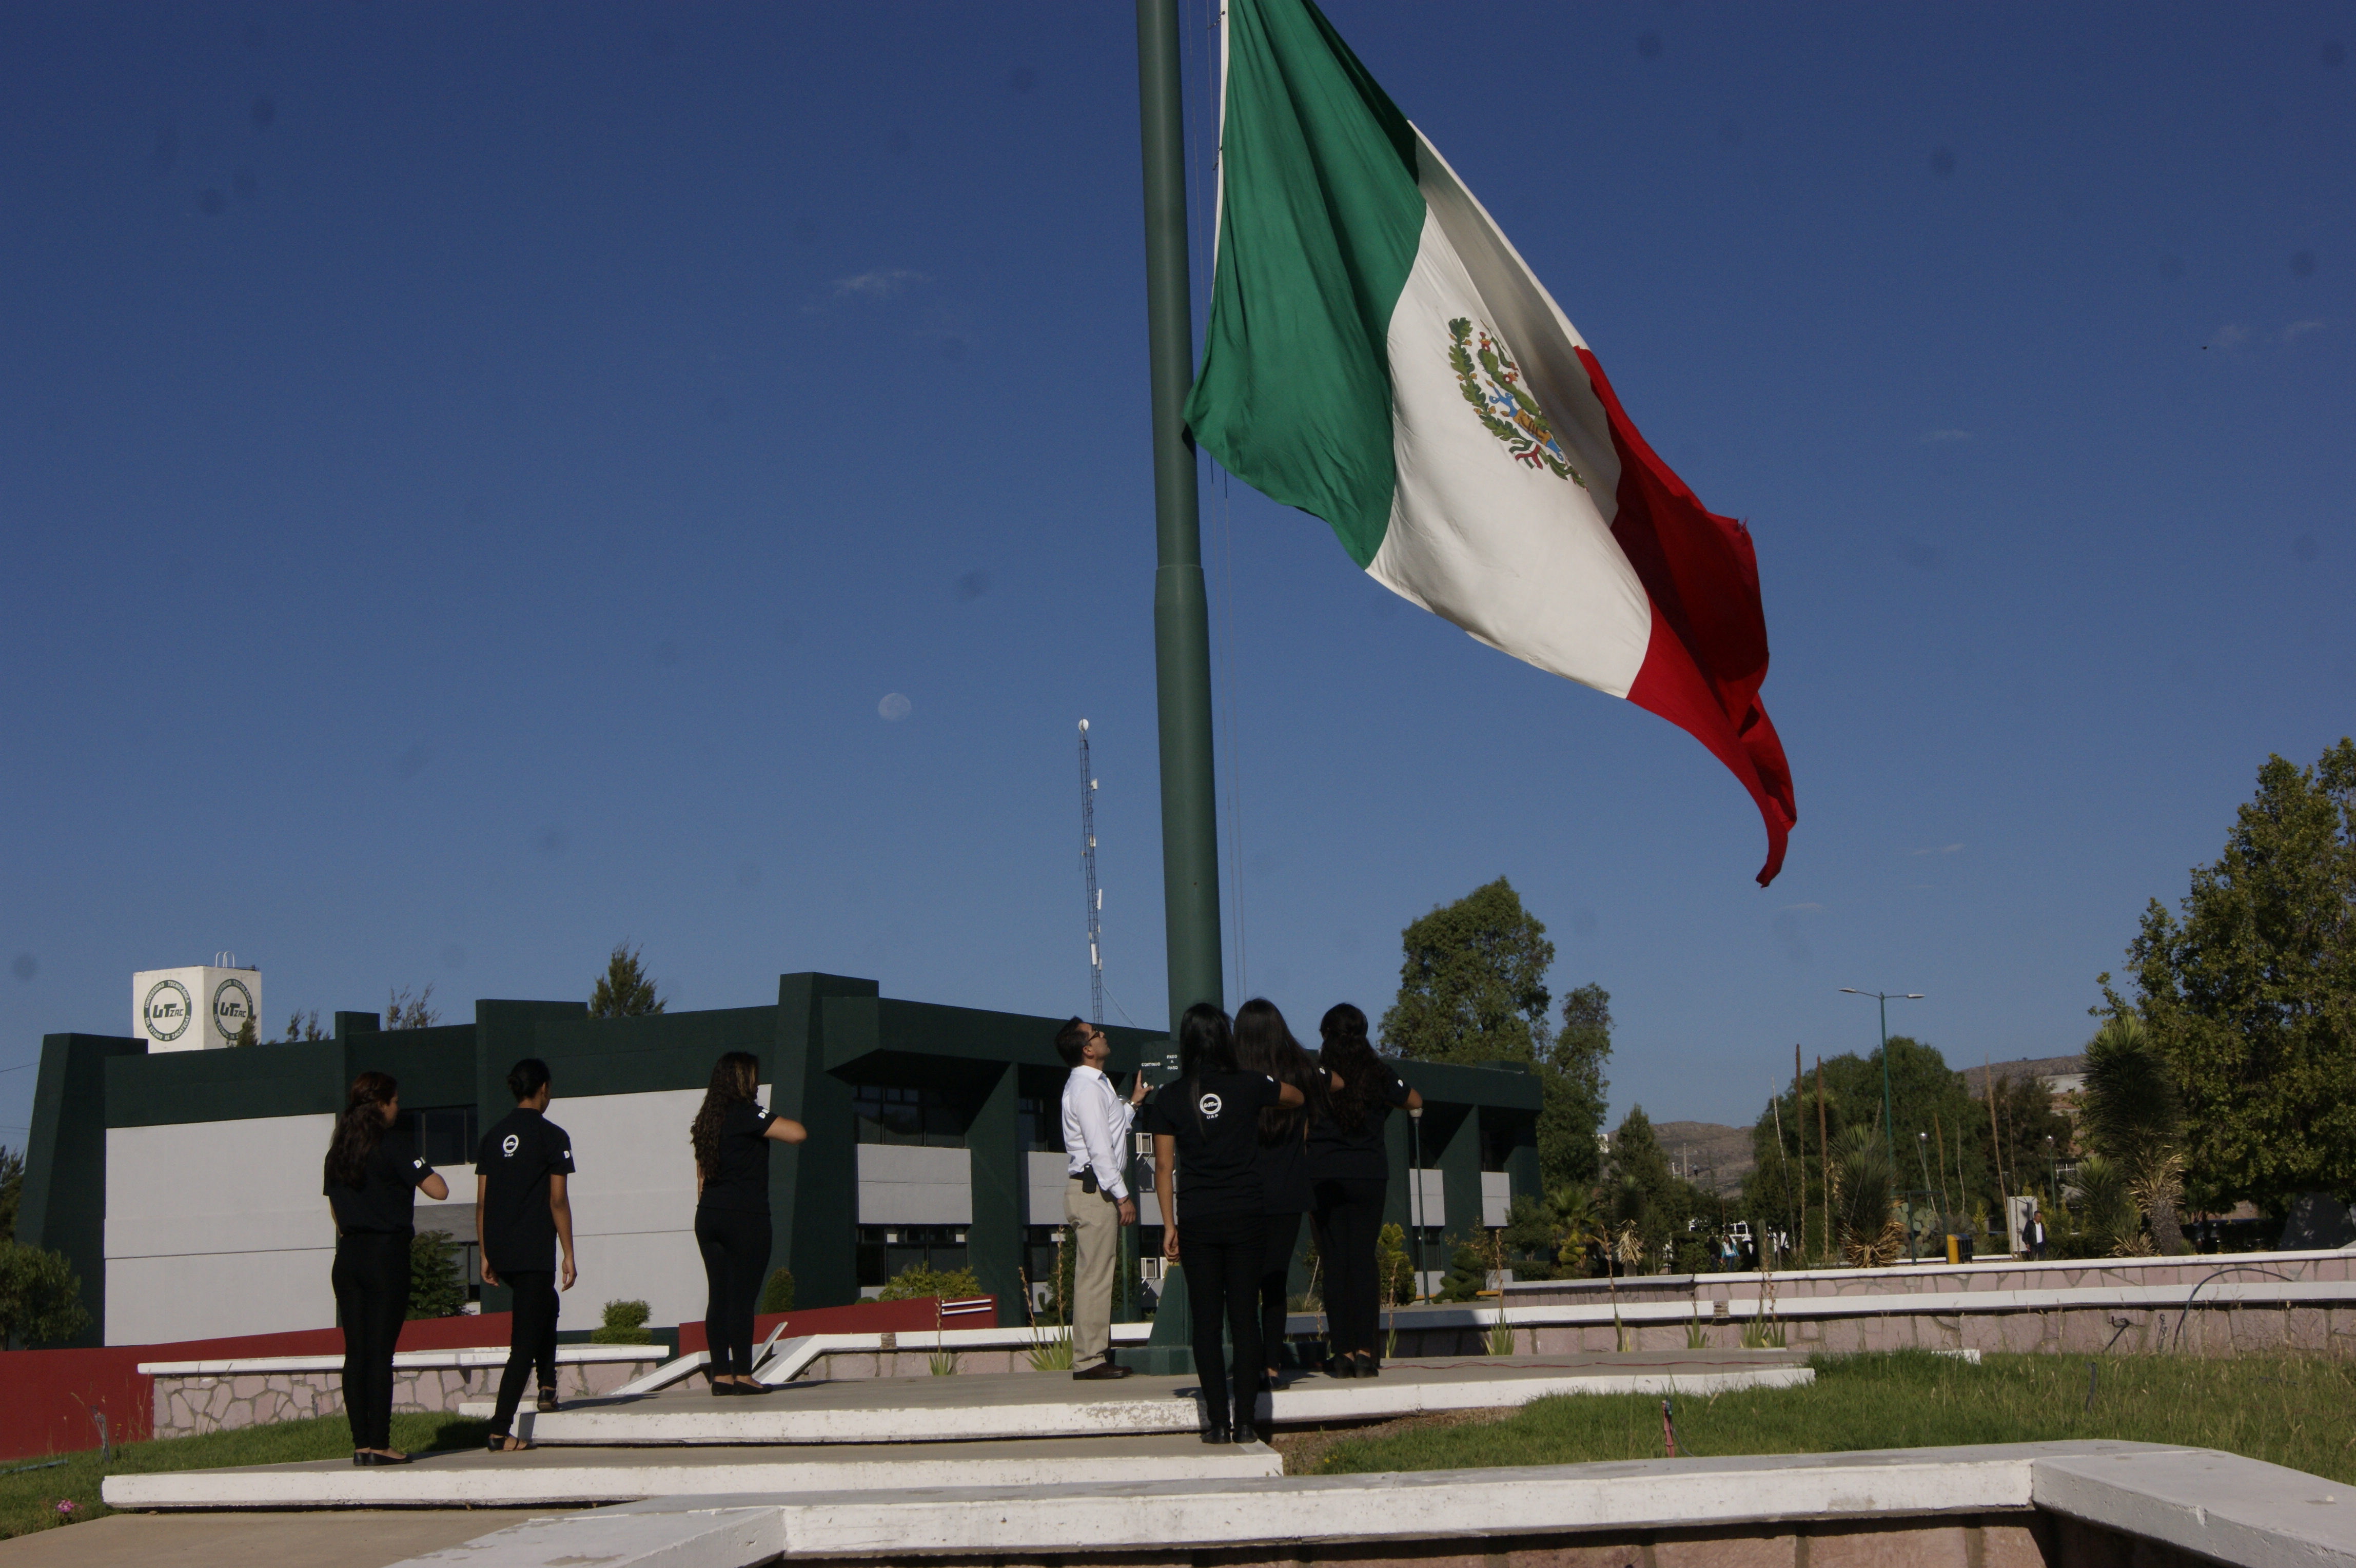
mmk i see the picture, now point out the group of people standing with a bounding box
[1056,998,1420,1444]
[319,1051,806,1464]
[318,1002,1404,1461]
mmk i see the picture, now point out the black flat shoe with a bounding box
[712,1380,743,1396]
[1354,1354,1380,1379]
[1329,1356,1357,1379]
[1200,1423,1232,1445]
[354,1450,413,1466]
[536,1393,560,1413]
[486,1434,533,1453]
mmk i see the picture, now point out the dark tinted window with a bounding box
[852,1084,965,1148]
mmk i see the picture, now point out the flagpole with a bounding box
[1136,0,1224,1027]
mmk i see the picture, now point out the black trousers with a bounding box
[1256,1211,1304,1370]
[490,1269,559,1435]
[1312,1176,1388,1359]
[332,1232,410,1451]
[1179,1209,1266,1431]
[695,1206,771,1378]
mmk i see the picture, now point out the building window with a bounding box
[856,1225,969,1288]
[398,1106,479,1170]
[1016,1096,1066,1154]
[852,1084,966,1148]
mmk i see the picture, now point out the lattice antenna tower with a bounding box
[1077,719,1104,1025]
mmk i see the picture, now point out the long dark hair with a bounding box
[1176,1003,1235,1133]
[325,1071,398,1189]
[691,1051,760,1176]
[1234,997,1319,1144]
[1319,1004,1384,1133]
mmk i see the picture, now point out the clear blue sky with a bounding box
[3,4,2349,1147]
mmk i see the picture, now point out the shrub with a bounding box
[590,1298,653,1344]
[406,1231,466,1320]
[0,1241,91,1347]
[758,1268,796,1315]
[877,1262,984,1304]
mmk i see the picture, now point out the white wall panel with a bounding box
[856,1144,972,1225]
[1026,1152,1069,1227]
[1481,1171,1512,1228]
[107,1247,336,1345]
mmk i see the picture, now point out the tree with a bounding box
[385,985,439,1031]
[590,944,666,1019]
[1601,1107,1714,1272]
[2081,1015,2187,1252]
[0,1241,92,1347]
[1538,985,1613,1191]
[0,1144,22,1242]
[1380,879,1553,1064]
[2107,738,2356,1213]
[277,1010,328,1044]
[408,1230,467,1319]
[234,1017,257,1048]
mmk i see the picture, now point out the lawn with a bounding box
[1,1412,490,1540]
[1307,1350,2356,1484]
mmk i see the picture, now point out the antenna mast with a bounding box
[1078,720,1104,1025]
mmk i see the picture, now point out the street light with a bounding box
[1841,988,1925,1259]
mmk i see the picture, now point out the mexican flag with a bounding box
[1183,0,1797,884]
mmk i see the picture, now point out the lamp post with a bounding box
[1840,988,1924,1259]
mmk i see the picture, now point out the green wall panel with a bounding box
[18,1035,145,1346]
[106,1040,344,1128]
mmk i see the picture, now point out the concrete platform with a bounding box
[0,1510,564,1568]
[102,1432,1281,1511]
[456,1351,1810,1444]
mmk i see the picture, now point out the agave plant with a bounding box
[2070,1152,2143,1256]
[1830,1125,1903,1266]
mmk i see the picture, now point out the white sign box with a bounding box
[134,966,264,1052]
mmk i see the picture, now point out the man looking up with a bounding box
[1057,1017,1148,1380]
[476,1058,577,1452]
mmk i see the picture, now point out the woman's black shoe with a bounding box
[1200,1423,1232,1445]
[536,1392,560,1413]
[1354,1353,1380,1379]
[1330,1356,1357,1379]
[712,1380,744,1396]
[354,1450,413,1466]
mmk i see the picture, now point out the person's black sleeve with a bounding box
[1140,1091,1175,1137]
[1253,1074,1283,1111]
[474,1130,498,1174]
[408,1153,437,1189]
[1381,1068,1412,1107]
[545,1121,577,1175]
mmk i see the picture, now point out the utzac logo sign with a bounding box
[212,977,257,1044]
[142,979,194,1043]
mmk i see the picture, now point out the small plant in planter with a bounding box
[591,1299,654,1344]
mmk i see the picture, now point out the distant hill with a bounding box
[1652,1121,1756,1196]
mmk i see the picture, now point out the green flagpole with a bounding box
[1135,0,1224,1028]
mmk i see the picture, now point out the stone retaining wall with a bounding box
[151,1356,661,1439]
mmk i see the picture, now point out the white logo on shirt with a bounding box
[412,1158,425,1169]
[502,1134,520,1156]
[1198,1093,1223,1120]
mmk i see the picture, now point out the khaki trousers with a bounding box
[1063,1175,1121,1363]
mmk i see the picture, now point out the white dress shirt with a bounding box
[1061,1064,1135,1202]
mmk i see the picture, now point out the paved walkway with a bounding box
[0,1510,563,1568]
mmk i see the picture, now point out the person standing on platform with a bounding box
[1056,1016,1149,1381]
[322,1071,449,1466]
[1307,1004,1420,1381]
[1148,1004,1304,1445]
[476,1057,577,1453]
[2029,1205,2048,1261]
[1233,998,1321,1391]
[690,1051,807,1395]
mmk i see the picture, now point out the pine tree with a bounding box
[590,944,665,1018]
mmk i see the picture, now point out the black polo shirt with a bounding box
[1142,1071,1282,1222]
[325,1138,436,1236]
[475,1107,576,1272]
[697,1102,779,1216]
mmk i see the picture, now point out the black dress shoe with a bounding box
[1330,1356,1357,1379]
[1073,1358,1132,1380]
[354,1451,413,1466]
[536,1392,560,1413]
[1200,1423,1232,1445]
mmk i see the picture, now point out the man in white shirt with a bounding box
[1056,1017,1149,1380]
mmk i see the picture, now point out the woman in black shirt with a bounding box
[1146,1004,1303,1444]
[1307,1004,1420,1379]
[690,1051,807,1394]
[322,1071,449,1464]
[1233,998,1321,1391]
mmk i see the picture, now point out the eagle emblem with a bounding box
[1447,318,1584,487]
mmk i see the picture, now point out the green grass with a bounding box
[1313,1350,2356,1484]
[1,1412,489,1541]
